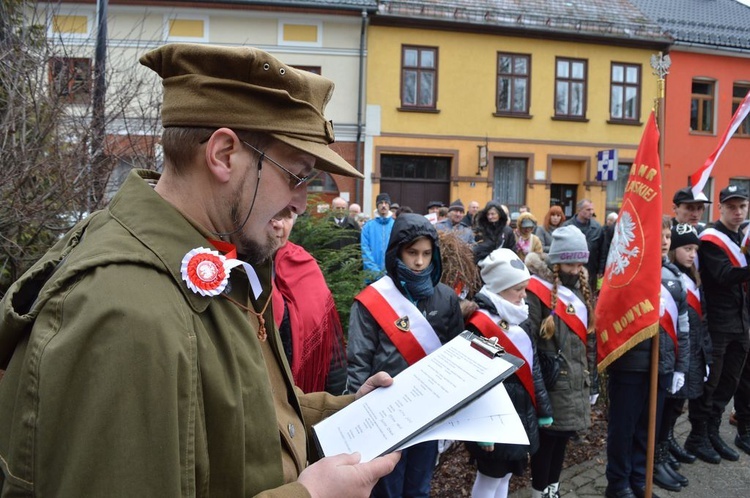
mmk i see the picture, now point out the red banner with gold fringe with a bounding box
[596,112,662,371]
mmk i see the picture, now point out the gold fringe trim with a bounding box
[597,323,659,372]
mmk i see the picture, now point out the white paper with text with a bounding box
[313,333,519,462]
[401,382,528,448]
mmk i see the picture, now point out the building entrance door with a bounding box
[550,183,577,219]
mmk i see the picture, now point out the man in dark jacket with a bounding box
[562,199,606,292]
[685,185,750,463]
[327,196,360,251]
[436,199,474,245]
[671,186,710,233]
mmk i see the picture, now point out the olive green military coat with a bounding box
[0,170,350,497]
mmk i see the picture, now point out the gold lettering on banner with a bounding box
[625,164,658,203]
[600,299,655,335]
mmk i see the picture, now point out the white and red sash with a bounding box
[467,310,536,407]
[659,284,679,353]
[680,273,703,320]
[699,228,748,268]
[527,276,588,345]
[354,276,442,365]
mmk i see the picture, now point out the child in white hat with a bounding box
[464,248,552,498]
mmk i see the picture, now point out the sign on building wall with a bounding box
[596,149,618,181]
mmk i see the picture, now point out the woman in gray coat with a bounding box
[524,226,598,498]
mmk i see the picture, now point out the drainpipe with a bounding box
[355,10,367,205]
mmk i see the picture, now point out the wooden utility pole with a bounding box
[90,0,108,209]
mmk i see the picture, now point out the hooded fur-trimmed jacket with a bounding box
[472,201,516,263]
[522,252,598,432]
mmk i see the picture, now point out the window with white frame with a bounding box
[605,162,633,212]
[48,11,93,39]
[496,52,530,115]
[610,63,641,122]
[401,45,438,110]
[493,157,527,212]
[555,58,587,118]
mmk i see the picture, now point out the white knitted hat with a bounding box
[478,248,530,293]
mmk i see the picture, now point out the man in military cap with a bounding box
[671,186,711,232]
[0,44,398,496]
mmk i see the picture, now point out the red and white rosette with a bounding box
[181,247,229,296]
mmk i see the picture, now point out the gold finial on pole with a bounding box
[650,52,671,118]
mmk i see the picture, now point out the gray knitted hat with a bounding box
[548,225,589,265]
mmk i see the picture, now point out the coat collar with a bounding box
[108,170,270,313]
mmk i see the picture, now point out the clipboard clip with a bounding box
[470,335,505,358]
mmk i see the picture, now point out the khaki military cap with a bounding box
[140,43,362,178]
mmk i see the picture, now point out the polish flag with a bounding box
[691,90,750,197]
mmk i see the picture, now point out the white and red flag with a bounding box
[596,112,663,370]
[690,90,750,196]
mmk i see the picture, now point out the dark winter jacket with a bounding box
[534,225,557,253]
[523,252,598,432]
[473,201,517,263]
[675,263,713,400]
[608,259,688,375]
[698,220,750,336]
[346,214,463,392]
[465,292,553,459]
[325,214,360,251]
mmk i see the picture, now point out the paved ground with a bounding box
[510,410,750,498]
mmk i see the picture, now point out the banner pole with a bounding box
[645,51,671,498]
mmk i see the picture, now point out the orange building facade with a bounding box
[661,52,750,220]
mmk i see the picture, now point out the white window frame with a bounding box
[47,8,94,40]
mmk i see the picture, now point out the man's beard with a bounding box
[229,185,277,266]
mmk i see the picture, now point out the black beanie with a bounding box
[376,192,391,205]
[670,223,700,250]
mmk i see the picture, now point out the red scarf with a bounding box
[272,242,344,393]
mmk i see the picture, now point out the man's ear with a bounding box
[204,128,243,184]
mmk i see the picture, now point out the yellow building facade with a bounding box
[364,23,669,220]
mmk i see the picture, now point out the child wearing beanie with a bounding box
[651,217,691,492]
[668,224,715,465]
[347,213,463,498]
[464,248,553,498]
[524,225,598,498]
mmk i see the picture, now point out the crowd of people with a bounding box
[0,42,748,498]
